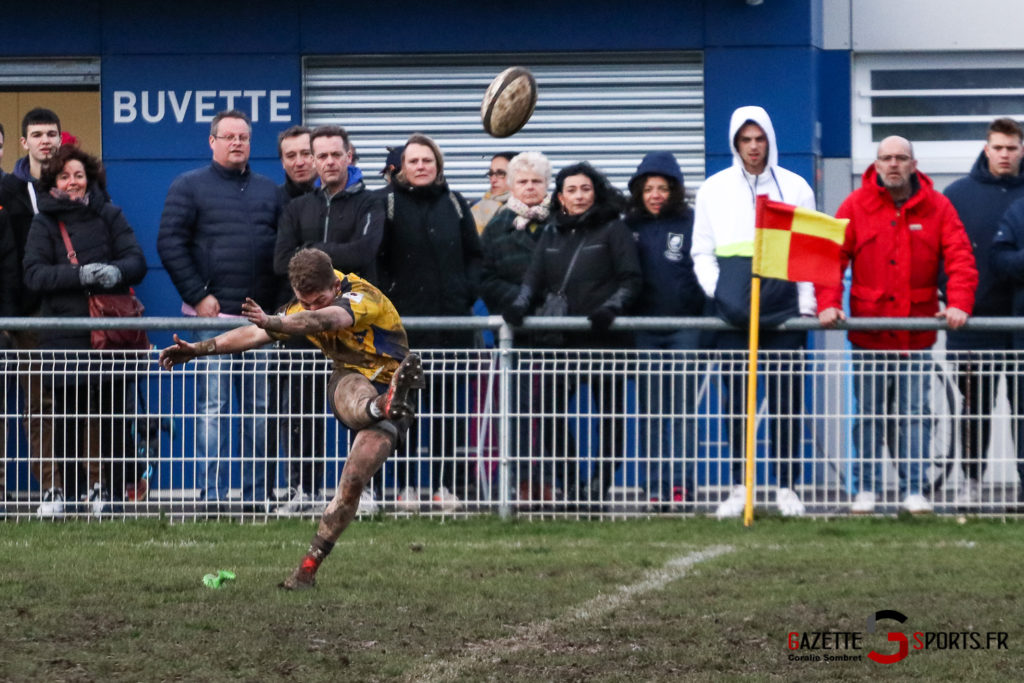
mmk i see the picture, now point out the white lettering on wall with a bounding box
[114,92,137,123]
[270,90,290,122]
[242,90,266,122]
[111,89,294,125]
[141,91,165,123]
[221,90,241,111]
[194,90,217,122]
[169,91,192,123]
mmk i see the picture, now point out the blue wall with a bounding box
[1,0,844,329]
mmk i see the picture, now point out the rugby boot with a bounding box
[373,353,425,420]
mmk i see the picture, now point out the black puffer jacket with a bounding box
[0,208,20,320]
[23,187,147,349]
[377,181,482,348]
[157,162,281,314]
[0,158,43,315]
[517,203,642,348]
[274,180,384,282]
[945,149,1024,350]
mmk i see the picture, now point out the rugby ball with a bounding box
[481,67,538,138]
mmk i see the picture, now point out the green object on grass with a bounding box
[202,570,237,589]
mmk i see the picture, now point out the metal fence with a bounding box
[1,316,1022,520]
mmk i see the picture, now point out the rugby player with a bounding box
[159,247,424,589]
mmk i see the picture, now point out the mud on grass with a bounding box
[1,516,1022,682]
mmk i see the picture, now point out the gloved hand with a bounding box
[94,264,123,288]
[588,307,616,333]
[503,304,527,327]
[79,262,106,287]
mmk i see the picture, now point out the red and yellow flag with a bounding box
[753,195,847,287]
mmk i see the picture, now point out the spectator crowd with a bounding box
[5,103,1024,520]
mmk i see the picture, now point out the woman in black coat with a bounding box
[376,133,483,509]
[23,145,147,517]
[505,162,642,508]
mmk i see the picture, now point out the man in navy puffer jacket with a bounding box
[157,109,283,511]
[945,118,1024,508]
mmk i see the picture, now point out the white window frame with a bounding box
[853,52,1024,175]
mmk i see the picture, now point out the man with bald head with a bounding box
[817,135,977,515]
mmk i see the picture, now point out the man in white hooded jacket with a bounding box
[692,105,816,518]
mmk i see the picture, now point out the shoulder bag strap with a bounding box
[555,235,586,295]
[58,221,80,265]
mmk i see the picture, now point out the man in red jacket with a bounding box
[818,136,978,515]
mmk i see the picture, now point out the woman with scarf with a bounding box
[504,162,642,509]
[480,151,553,505]
[23,146,147,518]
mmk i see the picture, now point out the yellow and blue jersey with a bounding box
[273,271,410,385]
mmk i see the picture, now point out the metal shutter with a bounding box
[303,52,704,195]
[0,58,100,87]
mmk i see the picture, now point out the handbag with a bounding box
[534,238,586,346]
[59,221,150,350]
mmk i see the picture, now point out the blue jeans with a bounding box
[852,352,931,497]
[635,329,701,500]
[193,328,271,502]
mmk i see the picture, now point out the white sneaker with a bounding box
[37,487,65,519]
[309,490,328,515]
[776,487,806,517]
[357,487,379,516]
[273,487,311,515]
[901,493,933,514]
[396,486,421,512]
[954,478,980,506]
[851,491,876,514]
[86,483,110,518]
[714,485,747,519]
[432,486,462,512]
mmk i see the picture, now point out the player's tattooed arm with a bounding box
[275,311,346,335]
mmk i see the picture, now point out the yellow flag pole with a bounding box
[744,274,761,527]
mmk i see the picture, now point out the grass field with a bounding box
[2,515,1021,682]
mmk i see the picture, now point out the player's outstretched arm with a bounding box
[158,334,207,370]
[158,325,274,371]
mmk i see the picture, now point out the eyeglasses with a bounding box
[485,170,507,178]
[214,134,251,144]
[877,154,912,163]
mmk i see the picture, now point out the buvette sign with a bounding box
[112,90,292,124]
[102,54,300,160]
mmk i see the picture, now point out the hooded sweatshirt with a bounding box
[691,106,816,327]
[626,151,704,317]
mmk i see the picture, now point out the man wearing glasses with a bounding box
[818,136,977,515]
[157,109,283,513]
[471,151,516,234]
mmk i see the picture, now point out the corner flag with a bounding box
[753,195,847,287]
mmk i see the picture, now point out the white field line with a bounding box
[405,544,735,682]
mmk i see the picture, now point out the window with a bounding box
[853,53,1024,176]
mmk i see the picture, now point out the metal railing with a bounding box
[1,315,1022,520]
